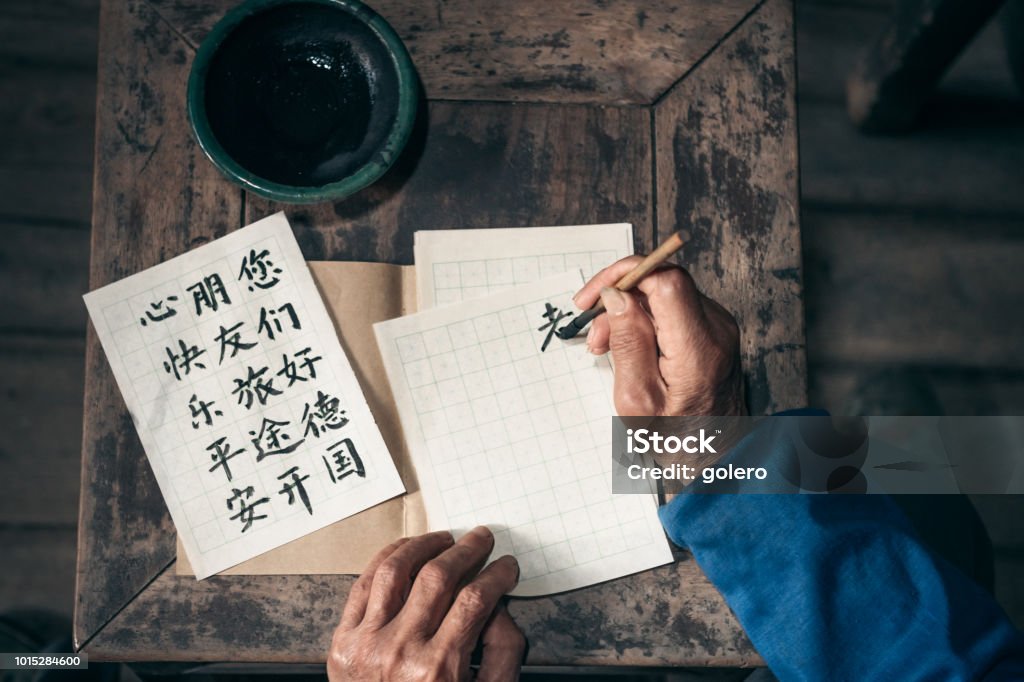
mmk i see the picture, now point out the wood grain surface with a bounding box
[245,102,654,264]
[0,223,89,334]
[147,0,761,104]
[77,0,801,665]
[86,556,759,666]
[77,0,242,648]
[0,338,85,526]
[803,210,1024,367]
[656,0,806,415]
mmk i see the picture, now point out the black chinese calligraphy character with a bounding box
[277,347,323,387]
[189,393,223,429]
[226,486,269,533]
[238,248,282,292]
[214,321,257,364]
[301,390,349,438]
[207,436,244,481]
[249,417,305,461]
[257,302,301,341]
[231,365,282,409]
[277,466,312,515]
[538,302,573,352]
[187,274,232,315]
[162,339,207,380]
[322,438,366,483]
[139,295,179,327]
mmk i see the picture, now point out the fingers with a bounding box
[362,530,455,629]
[401,526,497,635]
[339,537,410,630]
[433,554,519,652]
[630,266,706,361]
[476,605,527,682]
[585,314,611,355]
[575,261,705,362]
[599,288,664,416]
[573,256,644,311]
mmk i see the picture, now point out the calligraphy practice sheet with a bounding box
[84,213,404,579]
[375,272,673,595]
[414,223,633,307]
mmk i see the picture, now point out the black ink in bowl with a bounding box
[188,0,417,203]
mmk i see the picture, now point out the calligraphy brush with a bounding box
[555,230,687,340]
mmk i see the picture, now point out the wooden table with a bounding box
[76,0,806,669]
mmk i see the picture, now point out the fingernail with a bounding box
[585,325,595,353]
[600,287,626,315]
[572,290,586,309]
[434,530,455,544]
[507,555,520,584]
[468,525,493,542]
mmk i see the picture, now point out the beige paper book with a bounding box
[178,224,673,593]
[179,223,640,577]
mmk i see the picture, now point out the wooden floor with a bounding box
[1,0,1021,651]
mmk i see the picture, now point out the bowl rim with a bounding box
[187,0,418,204]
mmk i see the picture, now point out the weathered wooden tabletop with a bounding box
[76,0,805,667]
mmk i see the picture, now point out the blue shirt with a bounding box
[658,421,1024,680]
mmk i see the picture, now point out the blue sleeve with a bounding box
[658,421,1024,680]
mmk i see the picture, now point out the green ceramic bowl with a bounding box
[188,0,418,203]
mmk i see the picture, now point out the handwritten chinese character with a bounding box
[214,321,257,364]
[277,347,323,387]
[322,438,365,483]
[207,436,244,481]
[231,365,281,409]
[187,274,232,315]
[257,303,301,341]
[139,295,178,327]
[226,486,269,533]
[301,390,348,438]
[238,248,282,292]
[277,466,312,515]
[162,339,207,380]
[249,417,305,461]
[189,393,222,429]
[538,302,573,352]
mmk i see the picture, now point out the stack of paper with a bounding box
[377,222,672,595]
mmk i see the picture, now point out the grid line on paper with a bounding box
[392,291,653,583]
[430,249,619,306]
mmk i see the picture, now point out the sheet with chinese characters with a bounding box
[374,272,673,596]
[414,223,634,307]
[83,213,405,579]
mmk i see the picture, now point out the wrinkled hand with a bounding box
[328,527,525,682]
[574,258,745,417]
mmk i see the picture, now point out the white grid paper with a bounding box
[414,223,634,307]
[375,272,672,596]
[83,213,404,579]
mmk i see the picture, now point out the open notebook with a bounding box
[177,223,672,595]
